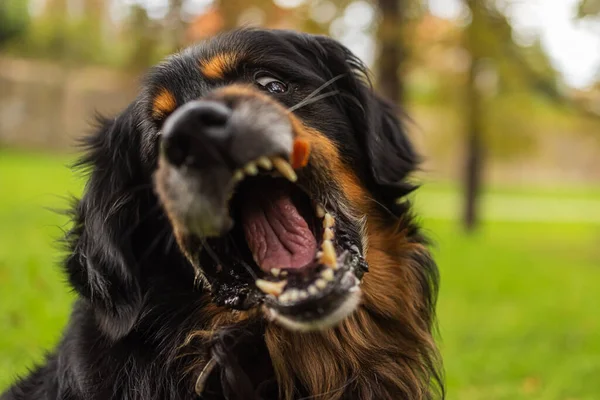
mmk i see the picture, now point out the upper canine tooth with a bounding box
[323,228,334,241]
[244,162,258,176]
[272,157,297,182]
[323,213,334,229]
[257,157,273,170]
[255,279,287,296]
[271,268,281,277]
[315,204,326,218]
[320,239,337,268]
[232,170,244,182]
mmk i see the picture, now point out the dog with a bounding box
[2,29,443,400]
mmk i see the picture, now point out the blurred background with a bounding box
[0,0,599,398]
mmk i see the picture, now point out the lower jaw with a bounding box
[263,268,362,331]
[267,287,361,331]
[202,248,365,330]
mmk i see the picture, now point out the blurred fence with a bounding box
[0,57,598,186]
[0,57,137,149]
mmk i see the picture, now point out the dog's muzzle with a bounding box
[158,91,293,237]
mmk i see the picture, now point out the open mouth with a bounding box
[154,93,369,330]
[195,156,368,330]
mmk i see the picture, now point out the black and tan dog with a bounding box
[2,29,443,400]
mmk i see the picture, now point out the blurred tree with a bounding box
[126,5,159,70]
[376,0,423,104]
[377,0,404,104]
[458,0,584,230]
[165,0,186,49]
[463,0,485,232]
[578,0,600,17]
[0,0,29,46]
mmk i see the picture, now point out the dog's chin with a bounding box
[160,159,368,331]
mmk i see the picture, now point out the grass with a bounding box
[1,149,599,399]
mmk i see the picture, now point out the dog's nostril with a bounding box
[161,100,233,168]
[195,103,230,128]
[162,134,190,167]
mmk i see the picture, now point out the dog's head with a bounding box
[67,29,442,398]
[70,29,420,335]
[145,30,417,331]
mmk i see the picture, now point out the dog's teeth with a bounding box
[315,204,326,218]
[308,285,318,295]
[280,270,288,277]
[315,279,327,289]
[271,268,280,277]
[232,170,244,182]
[255,279,287,296]
[323,213,335,229]
[323,228,334,241]
[257,157,273,170]
[320,239,337,268]
[244,162,258,176]
[299,290,309,299]
[279,292,290,302]
[272,157,297,182]
[289,289,300,302]
[321,268,335,281]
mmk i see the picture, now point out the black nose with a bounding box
[161,100,233,168]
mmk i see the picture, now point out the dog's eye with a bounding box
[255,75,288,94]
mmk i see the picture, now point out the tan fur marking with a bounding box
[200,53,240,79]
[152,88,177,120]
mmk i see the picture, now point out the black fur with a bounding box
[2,29,430,400]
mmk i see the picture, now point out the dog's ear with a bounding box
[65,105,149,340]
[304,35,419,209]
[364,93,419,198]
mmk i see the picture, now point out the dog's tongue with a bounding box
[242,185,316,272]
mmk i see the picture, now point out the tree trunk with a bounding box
[377,0,404,105]
[464,74,483,231]
[463,0,485,231]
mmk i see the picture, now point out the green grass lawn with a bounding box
[1,149,599,399]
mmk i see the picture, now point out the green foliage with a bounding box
[0,0,29,45]
[578,0,600,17]
[1,151,600,398]
[4,14,115,66]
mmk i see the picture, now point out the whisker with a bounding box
[200,237,223,268]
[228,236,258,280]
[287,90,340,113]
[239,260,258,281]
[164,231,176,253]
[121,202,163,240]
[138,226,170,263]
[292,74,345,107]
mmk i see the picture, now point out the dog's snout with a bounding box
[162,100,233,168]
[156,89,295,238]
